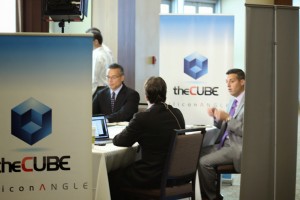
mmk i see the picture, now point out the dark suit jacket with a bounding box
[112,103,185,188]
[92,84,140,122]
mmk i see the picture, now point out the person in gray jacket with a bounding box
[199,68,245,200]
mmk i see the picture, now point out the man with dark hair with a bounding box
[92,63,140,122]
[108,76,185,200]
[86,27,113,95]
[198,68,245,200]
[86,27,113,58]
[144,76,167,103]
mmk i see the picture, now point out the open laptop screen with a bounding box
[92,115,109,139]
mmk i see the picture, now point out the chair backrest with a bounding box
[161,128,204,189]
[168,132,203,178]
[120,128,205,200]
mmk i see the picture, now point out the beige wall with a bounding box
[135,0,161,102]
[92,0,118,62]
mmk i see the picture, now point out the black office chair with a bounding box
[92,86,107,99]
[215,164,239,200]
[121,128,206,200]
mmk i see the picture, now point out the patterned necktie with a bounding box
[218,99,238,149]
[111,92,115,112]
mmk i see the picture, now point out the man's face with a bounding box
[226,73,245,97]
[107,68,124,91]
[93,39,99,49]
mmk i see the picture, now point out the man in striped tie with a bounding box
[92,63,140,122]
[198,68,245,200]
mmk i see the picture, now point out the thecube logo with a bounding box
[11,98,52,145]
[184,52,208,80]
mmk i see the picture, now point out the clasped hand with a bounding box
[207,107,229,122]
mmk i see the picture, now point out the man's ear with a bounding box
[240,79,245,86]
[120,75,125,82]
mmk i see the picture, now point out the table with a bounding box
[92,143,138,200]
[92,124,137,200]
[92,126,218,200]
[202,126,219,147]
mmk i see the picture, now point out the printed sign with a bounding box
[160,15,234,125]
[0,33,92,200]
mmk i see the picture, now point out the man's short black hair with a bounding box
[86,27,101,34]
[108,63,124,75]
[226,68,245,80]
[86,27,103,45]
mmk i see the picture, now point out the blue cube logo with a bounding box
[11,98,52,145]
[184,52,208,80]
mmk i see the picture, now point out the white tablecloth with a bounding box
[91,126,218,200]
[92,143,138,200]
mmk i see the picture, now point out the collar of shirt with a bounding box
[110,84,123,98]
[147,102,154,109]
[235,91,245,106]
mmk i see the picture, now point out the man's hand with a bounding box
[207,107,216,117]
[213,109,230,122]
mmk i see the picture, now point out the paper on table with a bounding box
[186,124,213,129]
[107,122,129,127]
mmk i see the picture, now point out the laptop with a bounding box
[92,114,113,145]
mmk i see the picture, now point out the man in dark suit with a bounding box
[92,63,140,122]
[108,76,185,200]
[198,68,245,200]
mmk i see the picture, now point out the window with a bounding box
[160,0,218,14]
[161,4,170,14]
[198,6,214,14]
[0,0,16,32]
[160,0,171,14]
[184,5,196,14]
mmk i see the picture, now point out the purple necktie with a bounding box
[111,92,115,112]
[218,99,238,149]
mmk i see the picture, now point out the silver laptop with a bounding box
[92,115,113,145]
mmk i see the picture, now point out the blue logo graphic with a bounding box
[11,98,52,145]
[184,52,208,80]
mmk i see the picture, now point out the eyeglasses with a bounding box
[106,75,121,80]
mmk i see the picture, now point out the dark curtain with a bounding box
[16,0,49,32]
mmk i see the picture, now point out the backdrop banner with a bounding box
[0,33,92,200]
[160,15,234,125]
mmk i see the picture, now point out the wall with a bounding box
[135,0,160,102]
[221,0,246,70]
[241,5,298,199]
[294,0,300,103]
[92,0,118,62]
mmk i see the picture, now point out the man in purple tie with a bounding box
[198,68,245,200]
